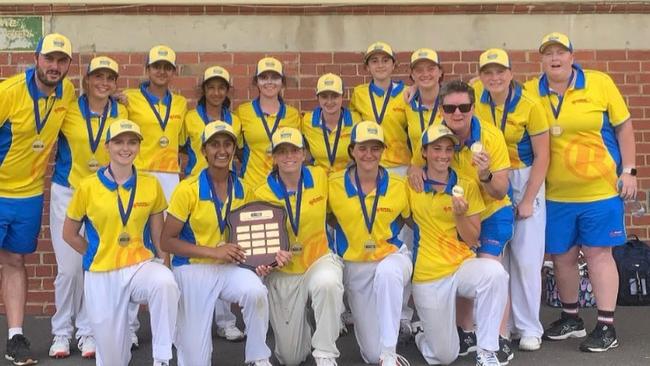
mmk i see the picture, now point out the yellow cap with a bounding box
[87,56,119,75]
[203,65,231,85]
[147,45,176,67]
[256,57,283,77]
[421,124,459,147]
[539,32,573,53]
[479,48,510,70]
[351,121,385,145]
[271,127,304,151]
[105,119,143,142]
[201,121,237,145]
[364,41,396,63]
[36,33,72,57]
[410,48,440,68]
[316,73,343,95]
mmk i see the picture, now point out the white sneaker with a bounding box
[315,356,338,366]
[476,349,500,366]
[519,336,542,351]
[248,359,272,366]
[130,333,139,350]
[48,335,70,358]
[77,335,96,358]
[379,352,411,366]
[216,325,245,341]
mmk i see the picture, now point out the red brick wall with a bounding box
[1,48,649,314]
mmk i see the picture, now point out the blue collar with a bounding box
[442,116,482,150]
[538,64,586,97]
[369,80,404,98]
[139,81,171,105]
[196,102,233,124]
[408,89,437,111]
[343,166,389,198]
[267,166,314,200]
[252,97,286,119]
[78,95,119,119]
[423,168,458,195]
[479,82,523,113]
[198,169,244,200]
[97,166,137,191]
[310,107,354,129]
[25,67,63,101]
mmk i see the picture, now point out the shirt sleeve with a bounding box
[486,130,511,173]
[603,74,631,126]
[464,179,486,217]
[526,97,549,136]
[0,81,15,129]
[66,183,88,221]
[166,182,192,222]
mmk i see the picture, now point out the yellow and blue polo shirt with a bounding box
[524,65,630,202]
[473,82,549,169]
[328,167,410,262]
[123,82,187,173]
[235,98,301,189]
[408,169,484,283]
[253,165,329,274]
[349,81,410,167]
[167,169,248,266]
[448,116,512,220]
[53,96,127,189]
[182,103,242,177]
[301,107,358,174]
[0,68,75,198]
[66,167,167,272]
[406,90,443,167]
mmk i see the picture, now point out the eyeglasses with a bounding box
[441,103,473,113]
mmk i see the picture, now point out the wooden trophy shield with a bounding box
[227,201,289,270]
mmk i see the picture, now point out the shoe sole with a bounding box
[499,353,514,366]
[519,343,541,351]
[543,329,587,341]
[5,355,39,366]
[48,351,70,359]
[81,351,96,359]
[579,339,619,353]
[224,336,246,342]
[458,345,477,356]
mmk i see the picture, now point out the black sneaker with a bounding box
[496,336,514,365]
[579,323,619,352]
[543,312,587,341]
[458,327,477,356]
[5,334,38,366]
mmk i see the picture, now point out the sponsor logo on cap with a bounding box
[487,53,498,60]
[367,127,378,134]
[120,122,133,128]
[374,45,384,51]
[99,60,111,66]
[324,80,334,85]
[265,61,276,67]
[418,51,428,57]
[549,36,559,41]
[280,132,293,139]
[158,49,168,56]
[53,39,65,47]
[214,125,226,131]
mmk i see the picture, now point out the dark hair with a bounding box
[409,63,444,86]
[252,73,287,88]
[438,79,475,106]
[197,77,231,110]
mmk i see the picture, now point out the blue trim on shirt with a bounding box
[423,168,458,195]
[311,107,354,128]
[0,122,13,168]
[52,133,72,187]
[369,80,405,97]
[388,218,404,248]
[479,83,523,113]
[139,81,171,106]
[182,138,198,177]
[196,102,233,124]
[601,112,622,176]
[411,222,421,265]
[517,131,534,167]
[443,116,482,151]
[26,67,63,100]
[172,222,196,267]
[252,98,286,119]
[96,166,136,191]
[538,64,586,97]
[343,166,389,197]
[267,166,314,200]
[82,218,100,271]
[198,169,244,201]
[334,223,349,257]
[239,143,250,178]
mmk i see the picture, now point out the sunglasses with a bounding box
[441,103,473,113]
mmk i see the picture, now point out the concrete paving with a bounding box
[2,306,649,365]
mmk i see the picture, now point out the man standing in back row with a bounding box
[0,33,76,366]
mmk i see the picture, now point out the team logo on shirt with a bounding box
[377,207,393,213]
[309,196,324,205]
[133,202,150,208]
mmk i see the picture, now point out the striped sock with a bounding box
[561,301,579,317]
[597,310,615,325]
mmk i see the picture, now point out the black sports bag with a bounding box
[613,235,650,306]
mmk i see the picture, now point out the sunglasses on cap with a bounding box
[442,103,473,113]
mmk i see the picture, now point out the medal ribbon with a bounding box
[277,171,304,236]
[81,95,111,154]
[107,165,137,228]
[548,70,575,120]
[321,109,344,167]
[353,167,382,236]
[488,85,513,132]
[368,82,393,125]
[417,94,440,132]
[32,95,55,136]
[141,87,172,132]
[206,172,234,233]
[197,103,228,124]
[258,99,286,147]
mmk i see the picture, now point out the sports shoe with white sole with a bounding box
[476,349,500,366]
[379,351,411,366]
[519,336,541,351]
[48,335,70,358]
[543,313,587,341]
[579,323,619,353]
[216,325,245,342]
[130,333,139,350]
[77,336,96,359]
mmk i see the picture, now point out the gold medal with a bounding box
[265,145,273,156]
[550,125,563,136]
[452,185,465,197]
[32,139,45,153]
[470,141,483,154]
[87,158,100,172]
[364,239,377,251]
[159,136,170,148]
[291,243,303,254]
[118,231,131,247]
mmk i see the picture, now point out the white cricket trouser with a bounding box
[503,166,545,338]
[385,165,415,323]
[173,264,271,365]
[50,183,139,339]
[214,299,238,328]
[266,253,344,366]
[344,250,413,363]
[84,260,179,366]
[413,258,508,365]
